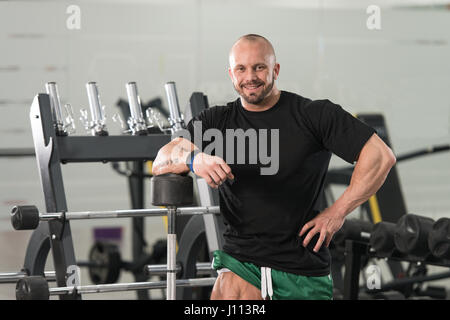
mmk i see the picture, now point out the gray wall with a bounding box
[0,0,449,299]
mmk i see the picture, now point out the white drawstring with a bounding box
[261,267,267,299]
[266,268,273,299]
[261,267,273,300]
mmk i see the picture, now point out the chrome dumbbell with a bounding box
[45,82,76,135]
[113,82,171,135]
[80,82,108,136]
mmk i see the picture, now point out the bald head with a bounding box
[228,34,280,107]
[229,34,276,69]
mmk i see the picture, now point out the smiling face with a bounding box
[228,37,280,106]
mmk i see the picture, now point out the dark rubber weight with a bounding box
[16,276,50,300]
[370,221,396,256]
[150,173,193,207]
[333,219,372,247]
[88,241,122,285]
[10,205,40,230]
[394,214,434,257]
[428,218,450,259]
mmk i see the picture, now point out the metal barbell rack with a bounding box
[7,80,223,300]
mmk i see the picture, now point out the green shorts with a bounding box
[212,250,333,300]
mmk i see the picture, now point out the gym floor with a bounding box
[1,1,449,300]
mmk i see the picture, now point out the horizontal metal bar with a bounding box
[44,271,57,281]
[178,206,221,215]
[368,271,450,293]
[395,144,450,162]
[49,277,216,295]
[146,264,181,275]
[0,272,27,283]
[56,135,171,163]
[0,148,35,157]
[41,206,220,221]
[189,262,214,275]
[40,213,64,221]
[0,271,56,284]
[145,262,213,276]
[327,144,450,183]
[65,208,169,220]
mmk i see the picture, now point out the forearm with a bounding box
[331,143,396,218]
[300,135,396,251]
[152,137,198,175]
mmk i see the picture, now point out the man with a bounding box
[152,34,396,300]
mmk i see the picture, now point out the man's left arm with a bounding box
[300,133,396,252]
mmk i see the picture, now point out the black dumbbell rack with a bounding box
[342,239,450,300]
[24,93,171,299]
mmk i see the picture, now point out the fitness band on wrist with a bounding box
[186,149,201,173]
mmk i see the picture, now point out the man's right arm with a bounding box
[152,137,234,189]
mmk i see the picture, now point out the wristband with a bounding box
[186,149,201,173]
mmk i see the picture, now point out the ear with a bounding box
[228,67,234,81]
[273,63,280,80]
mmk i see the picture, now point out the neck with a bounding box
[241,87,281,112]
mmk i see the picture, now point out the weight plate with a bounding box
[88,241,121,285]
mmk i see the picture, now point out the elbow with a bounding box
[384,147,397,168]
[391,154,397,166]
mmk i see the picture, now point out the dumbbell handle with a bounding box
[126,82,144,121]
[144,262,213,277]
[125,82,147,135]
[86,82,104,123]
[45,82,65,133]
[84,82,108,136]
[164,82,184,132]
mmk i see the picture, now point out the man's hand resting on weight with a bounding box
[152,137,234,189]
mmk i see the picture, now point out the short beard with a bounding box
[235,78,274,105]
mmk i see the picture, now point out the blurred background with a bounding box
[0,0,449,300]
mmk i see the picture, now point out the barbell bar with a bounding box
[16,275,216,299]
[11,205,220,230]
[51,277,217,295]
[1,261,213,285]
[0,271,56,284]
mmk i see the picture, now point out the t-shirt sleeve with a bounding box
[303,99,377,164]
[185,106,227,151]
[185,110,209,150]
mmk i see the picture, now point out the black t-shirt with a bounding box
[186,90,376,276]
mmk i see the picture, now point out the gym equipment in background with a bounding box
[1,80,225,300]
[324,113,450,300]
